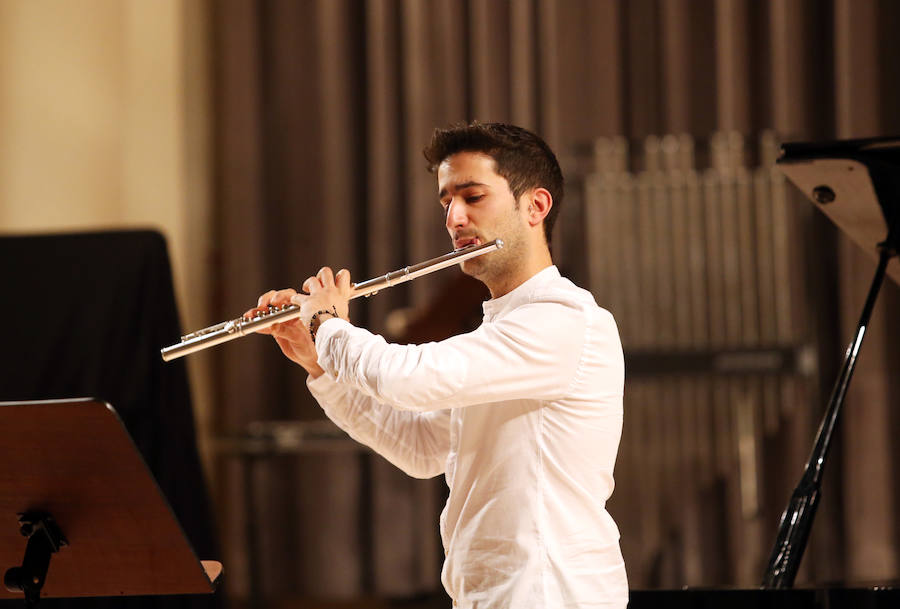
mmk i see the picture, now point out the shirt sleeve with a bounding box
[313,296,606,412]
[307,371,451,479]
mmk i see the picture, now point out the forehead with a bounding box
[436,152,503,191]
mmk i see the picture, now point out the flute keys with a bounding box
[249,304,292,322]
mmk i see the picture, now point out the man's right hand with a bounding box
[244,289,325,379]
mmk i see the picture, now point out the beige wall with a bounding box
[0,0,214,473]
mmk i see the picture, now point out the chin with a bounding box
[460,259,485,278]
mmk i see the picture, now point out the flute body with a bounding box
[161,239,503,361]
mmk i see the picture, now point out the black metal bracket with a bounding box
[762,243,896,588]
[4,512,68,608]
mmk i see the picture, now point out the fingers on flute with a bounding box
[302,276,320,294]
[282,322,312,343]
[259,313,305,337]
[275,335,315,366]
[246,288,297,318]
[317,266,335,287]
[254,290,277,309]
[269,320,309,343]
[335,268,352,289]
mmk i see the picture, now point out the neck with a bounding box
[485,245,553,299]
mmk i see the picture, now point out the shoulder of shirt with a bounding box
[525,273,617,324]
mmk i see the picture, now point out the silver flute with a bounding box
[161,239,504,361]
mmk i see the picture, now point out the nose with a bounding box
[445,198,468,230]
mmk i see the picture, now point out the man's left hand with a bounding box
[293,266,352,330]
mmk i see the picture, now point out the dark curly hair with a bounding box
[423,122,563,246]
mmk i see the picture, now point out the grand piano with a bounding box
[629,136,899,608]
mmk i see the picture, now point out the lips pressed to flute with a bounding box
[160,239,504,361]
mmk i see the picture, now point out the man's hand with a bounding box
[245,287,323,377]
[294,266,352,329]
[245,267,351,379]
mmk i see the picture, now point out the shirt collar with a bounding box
[482,265,560,320]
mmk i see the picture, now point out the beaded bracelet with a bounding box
[308,306,340,343]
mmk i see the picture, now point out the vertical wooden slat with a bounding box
[603,170,626,322]
[644,382,667,583]
[834,0,880,137]
[469,0,510,121]
[619,172,643,347]
[768,0,821,138]
[536,0,560,147]
[714,0,751,132]
[432,0,468,121]
[660,375,681,574]
[668,165,692,347]
[679,376,705,583]
[719,171,742,345]
[769,169,793,348]
[834,1,898,575]
[754,170,776,345]
[652,171,676,348]
[585,0,624,136]
[399,0,434,307]
[318,0,358,270]
[610,374,642,583]
[737,159,765,584]
[636,169,657,349]
[685,164,713,497]
[509,0,537,129]
[686,169,709,347]
[366,0,402,335]
[623,0,662,138]
[754,161,780,436]
[704,167,725,347]
[736,167,758,344]
[659,0,693,133]
[585,174,607,300]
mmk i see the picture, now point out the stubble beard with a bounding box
[455,198,527,290]
[459,224,526,290]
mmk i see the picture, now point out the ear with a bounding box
[525,188,552,228]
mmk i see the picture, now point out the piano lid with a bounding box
[778,135,900,284]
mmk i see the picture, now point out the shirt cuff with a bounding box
[313,316,352,373]
[305,357,355,431]
[306,368,338,394]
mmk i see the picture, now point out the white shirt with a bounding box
[307,266,628,608]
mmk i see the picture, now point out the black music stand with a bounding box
[0,399,222,607]
[762,136,899,588]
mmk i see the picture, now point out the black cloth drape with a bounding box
[0,230,222,608]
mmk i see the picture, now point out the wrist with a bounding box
[308,306,340,344]
[305,363,326,379]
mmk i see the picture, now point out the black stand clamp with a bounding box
[4,512,68,608]
[0,399,221,603]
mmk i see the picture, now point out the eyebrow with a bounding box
[438,181,488,200]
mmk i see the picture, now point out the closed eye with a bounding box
[439,193,484,218]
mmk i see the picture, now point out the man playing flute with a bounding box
[248,122,628,608]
